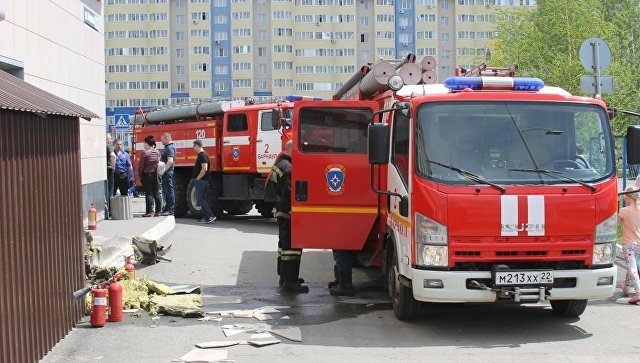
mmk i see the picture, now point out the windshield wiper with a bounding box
[429,160,506,193]
[509,168,597,192]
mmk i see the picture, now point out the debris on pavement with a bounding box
[146,280,176,295]
[177,348,228,362]
[206,306,288,321]
[269,327,302,342]
[170,284,201,295]
[198,316,223,322]
[252,313,273,321]
[247,337,281,347]
[132,235,172,265]
[222,328,245,337]
[196,341,243,349]
[149,294,204,317]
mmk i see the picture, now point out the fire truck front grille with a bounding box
[465,277,577,289]
[561,249,587,255]
[495,250,548,257]
[453,260,587,271]
[455,251,481,257]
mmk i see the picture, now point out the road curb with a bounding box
[141,216,176,241]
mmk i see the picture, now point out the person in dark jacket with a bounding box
[192,139,215,223]
[139,136,162,217]
[160,132,176,215]
[270,141,308,293]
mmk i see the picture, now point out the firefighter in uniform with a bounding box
[270,141,308,293]
[329,250,355,296]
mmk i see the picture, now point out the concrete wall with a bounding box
[0,0,107,213]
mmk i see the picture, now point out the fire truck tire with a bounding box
[187,179,215,218]
[173,173,188,218]
[224,201,254,216]
[549,299,588,317]
[255,201,275,218]
[388,249,419,320]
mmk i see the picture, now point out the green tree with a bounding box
[492,0,614,95]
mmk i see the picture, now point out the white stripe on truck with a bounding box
[134,138,215,151]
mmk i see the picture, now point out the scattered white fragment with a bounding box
[231,310,254,318]
[198,316,223,322]
[178,348,228,362]
[222,328,245,337]
[252,313,273,321]
[280,316,290,320]
[258,305,290,310]
[339,298,390,305]
[250,333,273,339]
[195,340,243,349]
[254,307,281,314]
[247,338,281,347]
[269,327,302,342]
[123,309,139,313]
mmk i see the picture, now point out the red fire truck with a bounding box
[132,99,294,218]
[287,62,628,320]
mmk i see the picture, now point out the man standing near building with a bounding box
[271,141,308,293]
[113,138,134,196]
[105,133,116,217]
[160,132,176,216]
[192,140,215,223]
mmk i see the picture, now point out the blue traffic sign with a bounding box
[114,114,130,130]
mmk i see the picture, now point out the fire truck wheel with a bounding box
[224,201,254,216]
[187,179,215,218]
[388,248,419,320]
[549,299,588,317]
[173,173,188,218]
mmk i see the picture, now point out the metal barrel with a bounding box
[395,52,417,70]
[358,61,395,98]
[132,101,234,124]
[396,62,422,85]
[420,56,437,72]
[333,64,370,100]
[422,70,438,84]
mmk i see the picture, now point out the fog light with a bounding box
[597,276,614,286]
[424,279,443,289]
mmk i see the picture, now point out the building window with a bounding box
[176,15,184,24]
[176,32,185,41]
[177,49,185,58]
[176,65,185,75]
[258,47,267,56]
[177,82,186,92]
[258,64,267,73]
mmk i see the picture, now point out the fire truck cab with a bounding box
[290,66,629,320]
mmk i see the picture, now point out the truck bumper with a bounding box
[410,266,617,303]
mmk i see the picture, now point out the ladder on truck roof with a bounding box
[457,63,518,77]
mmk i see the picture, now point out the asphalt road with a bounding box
[42,212,640,363]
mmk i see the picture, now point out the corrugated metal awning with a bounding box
[0,69,99,120]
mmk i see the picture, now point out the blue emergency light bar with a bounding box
[443,77,545,91]
[285,95,323,102]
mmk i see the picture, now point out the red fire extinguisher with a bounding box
[88,202,97,231]
[90,288,107,327]
[125,256,136,279]
[108,276,123,323]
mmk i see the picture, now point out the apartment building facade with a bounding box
[105,0,536,124]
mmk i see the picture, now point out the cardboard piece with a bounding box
[252,313,273,321]
[250,333,273,339]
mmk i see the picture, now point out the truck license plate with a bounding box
[494,270,554,286]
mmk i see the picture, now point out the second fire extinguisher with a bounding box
[108,277,123,322]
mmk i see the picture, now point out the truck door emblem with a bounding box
[232,147,240,161]
[326,164,346,195]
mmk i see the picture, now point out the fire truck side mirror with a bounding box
[627,126,640,164]
[271,108,281,129]
[399,196,409,218]
[368,123,390,165]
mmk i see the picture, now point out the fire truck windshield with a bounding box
[414,101,614,186]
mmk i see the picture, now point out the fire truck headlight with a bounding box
[593,243,615,265]
[416,213,448,267]
[593,214,617,265]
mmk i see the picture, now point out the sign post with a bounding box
[579,38,613,96]
[114,114,130,131]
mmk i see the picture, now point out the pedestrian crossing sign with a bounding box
[114,114,130,130]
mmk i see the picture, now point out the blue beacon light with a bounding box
[285,95,323,102]
[443,77,544,91]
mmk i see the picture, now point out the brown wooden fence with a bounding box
[0,109,85,362]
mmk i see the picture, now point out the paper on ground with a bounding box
[178,348,228,362]
[196,340,243,349]
[250,333,273,339]
[269,327,302,342]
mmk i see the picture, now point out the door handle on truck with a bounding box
[256,139,263,142]
[295,180,308,201]
[223,140,230,144]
